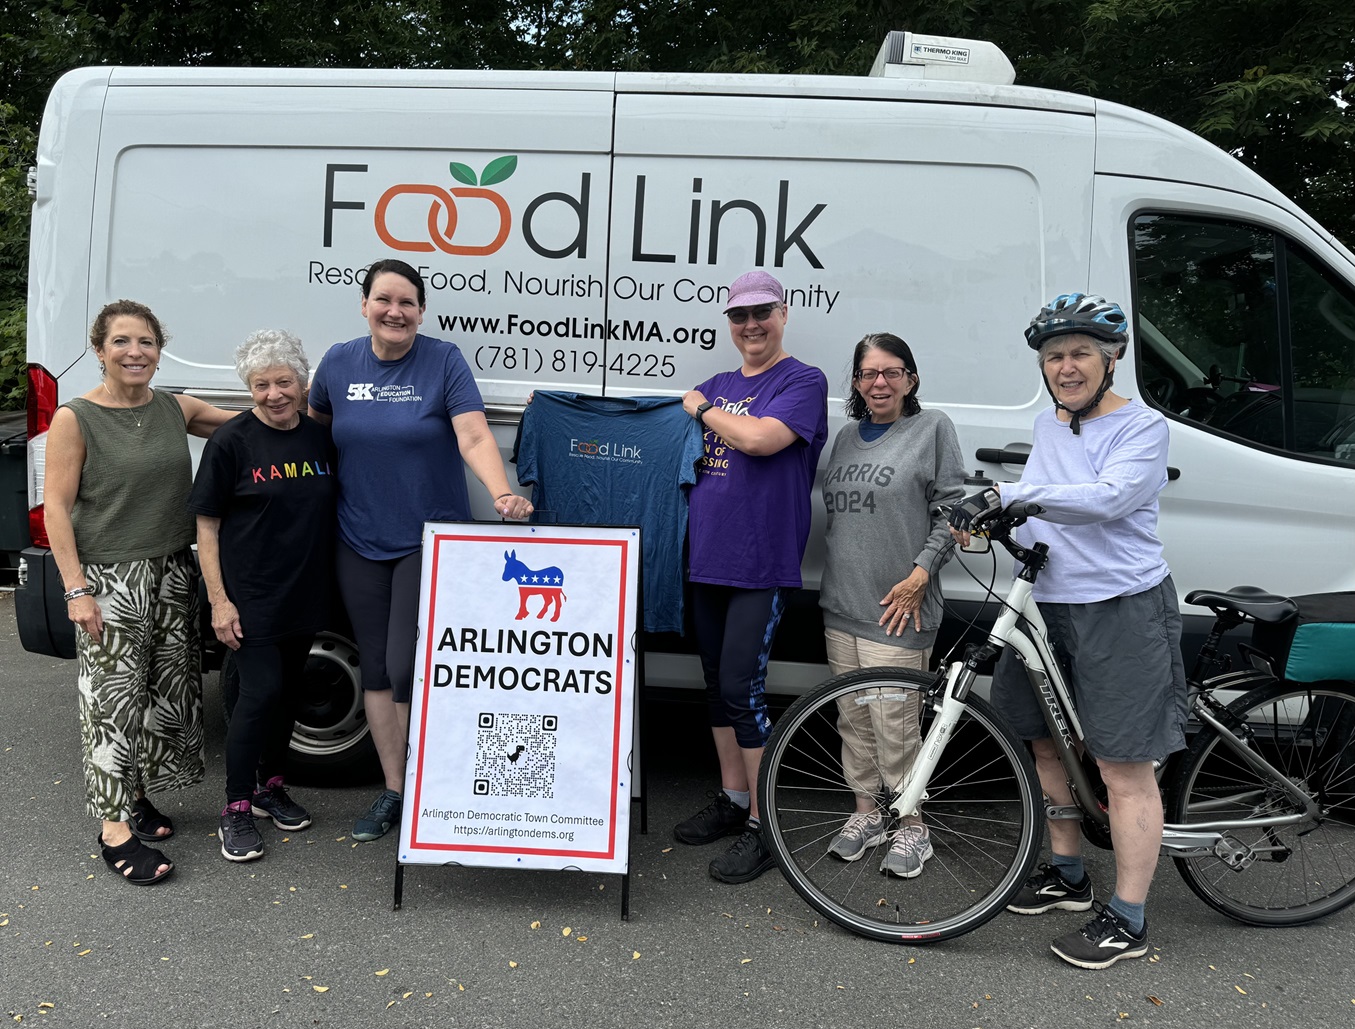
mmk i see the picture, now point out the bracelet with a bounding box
[63,586,96,602]
[496,493,514,501]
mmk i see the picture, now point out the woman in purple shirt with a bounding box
[673,270,828,884]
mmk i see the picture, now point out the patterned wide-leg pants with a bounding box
[76,549,205,821]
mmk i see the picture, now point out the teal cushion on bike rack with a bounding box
[1252,592,1355,683]
[1284,623,1355,683]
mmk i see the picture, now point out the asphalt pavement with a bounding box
[1,590,1352,1028]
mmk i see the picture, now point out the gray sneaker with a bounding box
[879,823,932,878]
[827,810,888,862]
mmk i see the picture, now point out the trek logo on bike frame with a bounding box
[1028,666,1075,747]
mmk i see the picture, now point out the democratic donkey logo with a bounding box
[501,549,566,621]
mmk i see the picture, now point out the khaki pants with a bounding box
[824,628,930,803]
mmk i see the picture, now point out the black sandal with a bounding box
[99,834,174,885]
[129,796,175,842]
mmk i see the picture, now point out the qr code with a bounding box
[473,712,558,799]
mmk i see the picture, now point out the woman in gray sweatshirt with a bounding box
[818,332,964,878]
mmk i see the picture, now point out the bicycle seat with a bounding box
[1184,585,1299,623]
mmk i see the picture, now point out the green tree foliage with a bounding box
[0,106,36,409]
[0,0,1351,410]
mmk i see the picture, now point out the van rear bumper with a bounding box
[16,547,76,659]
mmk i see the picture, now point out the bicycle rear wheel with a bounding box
[758,668,1043,943]
[1169,677,1355,926]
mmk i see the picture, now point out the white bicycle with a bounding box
[758,503,1355,942]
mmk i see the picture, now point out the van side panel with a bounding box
[84,85,618,407]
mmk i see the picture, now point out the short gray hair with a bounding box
[235,329,310,387]
[1036,331,1119,367]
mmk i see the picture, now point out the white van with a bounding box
[19,33,1355,775]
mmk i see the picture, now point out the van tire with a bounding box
[218,631,381,786]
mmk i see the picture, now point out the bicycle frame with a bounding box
[890,532,1320,869]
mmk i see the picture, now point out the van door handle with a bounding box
[976,447,1028,465]
[977,447,1181,480]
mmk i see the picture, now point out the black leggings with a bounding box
[226,634,312,801]
[690,583,787,749]
[335,540,421,704]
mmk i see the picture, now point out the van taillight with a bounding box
[27,364,57,548]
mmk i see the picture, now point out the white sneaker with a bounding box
[827,810,888,862]
[879,824,932,878]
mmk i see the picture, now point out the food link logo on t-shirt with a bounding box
[250,458,333,484]
[698,392,756,477]
[345,383,424,403]
[566,436,643,463]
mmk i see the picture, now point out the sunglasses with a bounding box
[726,303,781,325]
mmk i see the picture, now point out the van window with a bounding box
[1133,213,1355,465]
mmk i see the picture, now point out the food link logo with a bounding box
[323,163,828,267]
[377,156,517,256]
[325,158,588,259]
[568,438,642,459]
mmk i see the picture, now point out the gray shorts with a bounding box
[990,575,1188,763]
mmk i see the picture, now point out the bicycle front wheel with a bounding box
[758,668,1043,943]
[1169,677,1355,926]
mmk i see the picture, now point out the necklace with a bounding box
[102,382,152,428]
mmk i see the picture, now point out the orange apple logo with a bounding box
[375,156,516,256]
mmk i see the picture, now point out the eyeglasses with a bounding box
[853,367,910,383]
[727,304,781,325]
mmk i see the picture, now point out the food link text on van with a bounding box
[323,165,828,269]
[631,176,827,269]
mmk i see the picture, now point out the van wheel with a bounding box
[218,631,381,785]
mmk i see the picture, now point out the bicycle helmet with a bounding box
[1024,293,1129,355]
[1025,293,1129,434]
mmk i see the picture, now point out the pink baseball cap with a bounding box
[723,270,785,312]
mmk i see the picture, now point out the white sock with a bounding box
[724,788,750,809]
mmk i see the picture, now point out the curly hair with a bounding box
[235,329,310,388]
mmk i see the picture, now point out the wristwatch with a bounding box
[695,401,714,423]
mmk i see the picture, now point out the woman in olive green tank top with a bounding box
[43,300,234,885]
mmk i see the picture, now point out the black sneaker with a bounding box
[1007,862,1094,915]
[219,802,264,862]
[251,779,313,831]
[1050,902,1150,969]
[709,824,775,884]
[353,788,403,842]
[674,791,748,845]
